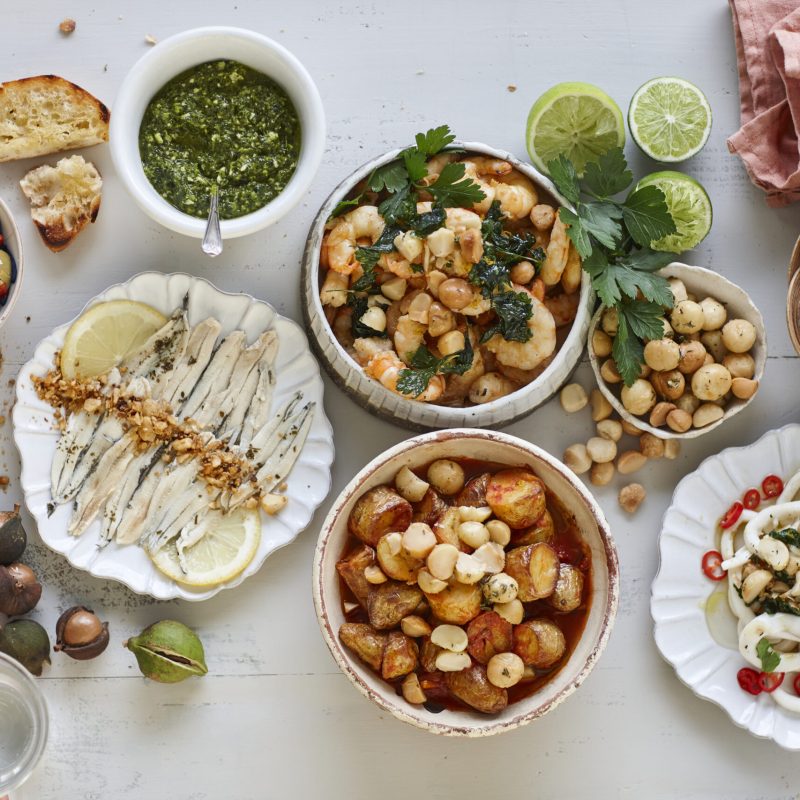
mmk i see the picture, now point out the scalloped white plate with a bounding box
[651,424,800,749]
[12,272,334,601]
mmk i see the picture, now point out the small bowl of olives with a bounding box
[588,262,766,440]
[0,196,23,328]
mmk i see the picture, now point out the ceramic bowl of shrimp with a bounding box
[301,141,594,431]
[587,263,766,440]
[312,428,619,736]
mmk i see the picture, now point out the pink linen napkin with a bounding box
[727,0,800,206]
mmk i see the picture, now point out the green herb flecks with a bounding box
[547,147,679,386]
[480,291,534,343]
[762,595,800,617]
[396,337,474,397]
[756,637,781,673]
[347,295,388,340]
[769,528,800,549]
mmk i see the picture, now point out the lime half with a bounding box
[628,77,712,162]
[526,82,625,176]
[636,171,712,252]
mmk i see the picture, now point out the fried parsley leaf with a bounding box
[480,291,533,343]
[378,184,415,226]
[347,295,388,339]
[769,528,800,548]
[411,207,446,236]
[396,336,474,397]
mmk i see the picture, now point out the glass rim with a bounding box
[0,651,49,793]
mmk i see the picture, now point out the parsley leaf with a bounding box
[757,637,781,673]
[611,299,667,385]
[611,311,644,387]
[378,184,415,226]
[414,125,457,156]
[578,201,623,250]
[619,297,666,342]
[352,224,401,290]
[368,161,408,194]
[427,162,486,208]
[584,249,673,308]
[480,291,533,343]
[622,185,677,248]
[402,149,428,183]
[582,148,633,197]
[329,195,363,218]
[559,206,592,258]
[470,260,511,297]
[547,155,580,206]
[396,336,473,397]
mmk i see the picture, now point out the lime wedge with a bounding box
[526,82,625,176]
[635,171,712,252]
[628,77,712,162]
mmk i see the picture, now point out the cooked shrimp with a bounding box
[425,153,457,181]
[366,350,445,402]
[496,360,551,386]
[394,315,427,363]
[458,288,492,316]
[332,307,354,349]
[468,371,517,404]
[492,172,537,220]
[320,270,349,307]
[561,244,582,295]
[483,293,556,370]
[379,251,414,279]
[438,332,485,405]
[530,277,546,302]
[353,336,393,367]
[461,157,511,214]
[326,205,385,274]
[540,213,570,286]
[544,292,580,327]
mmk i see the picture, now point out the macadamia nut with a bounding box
[560,383,588,413]
[699,297,727,331]
[621,379,657,415]
[691,364,732,401]
[722,319,756,353]
[671,301,705,334]
[644,338,680,371]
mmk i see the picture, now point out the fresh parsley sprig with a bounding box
[547,147,680,386]
[396,337,474,398]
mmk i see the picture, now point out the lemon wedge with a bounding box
[150,508,262,587]
[60,300,168,379]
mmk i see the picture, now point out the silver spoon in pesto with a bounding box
[201,185,223,257]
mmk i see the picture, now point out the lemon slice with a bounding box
[526,82,625,176]
[60,300,167,379]
[150,508,262,587]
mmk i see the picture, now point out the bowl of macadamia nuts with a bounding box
[588,263,766,440]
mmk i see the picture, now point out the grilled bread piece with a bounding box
[19,155,102,252]
[0,75,109,163]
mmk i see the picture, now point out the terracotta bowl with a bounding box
[0,196,23,328]
[301,142,595,431]
[588,262,767,440]
[311,429,619,737]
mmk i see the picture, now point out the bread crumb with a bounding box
[507,84,517,92]
[144,33,157,45]
[59,19,76,34]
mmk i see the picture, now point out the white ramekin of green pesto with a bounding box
[111,27,325,239]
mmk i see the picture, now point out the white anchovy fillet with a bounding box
[233,334,278,449]
[52,311,189,503]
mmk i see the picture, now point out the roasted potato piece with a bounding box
[445,663,508,714]
[547,564,585,613]
[382,631,419,680]
[455,473,491,507]
[504,542,559,601]
[513,619,566,668]
[466,611,513,665]
[336,544,375,606]
[367,581,423,630]
[349,485,412,547]
[424,581,482,625]
[376,533,422,581]
[510,509,555,547]
[339,623,387,671]
[413,487,449,526]
[419,637,442,672]
[486,469,546,529]
[432,507,463,549]
[418,670,450,702]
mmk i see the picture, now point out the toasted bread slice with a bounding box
[20,155,103,252]
[0,75,109,163]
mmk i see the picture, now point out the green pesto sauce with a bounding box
[139,59,301,219]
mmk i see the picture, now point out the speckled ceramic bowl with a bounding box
[301,142,595,431]
[0,196,23,327]
[312,429,619,737]
[588,262,766,440]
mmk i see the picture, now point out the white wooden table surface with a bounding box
[2,1,800,797]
